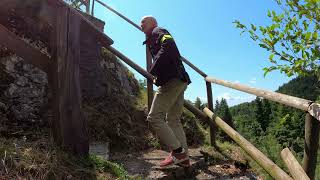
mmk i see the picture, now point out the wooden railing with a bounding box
[89,1,320,179]
[0,0,319,179]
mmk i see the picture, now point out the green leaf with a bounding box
[313,32,318,40]
[259,43,269,50]
[267,10,271,17]
[269,54,276,63]
[305,32,312,41]
[251,24,257,31]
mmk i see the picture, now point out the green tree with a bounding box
[262,99,272,130]
[255,97,266,133]
[216,98,234,141]
[234,0,320,80]
[214,100,220,112]
[194,97,203,109]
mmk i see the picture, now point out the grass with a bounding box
[0,137,130,180]
[201,140,248,166]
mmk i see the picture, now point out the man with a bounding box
[141,16,192,168]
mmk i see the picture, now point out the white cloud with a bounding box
[217,92,232,101]
[216,93,255,106]
[249,78,257,84]
[234,80,240,84]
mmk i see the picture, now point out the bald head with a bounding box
[141,15,158,35]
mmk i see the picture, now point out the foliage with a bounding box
[214,98,234,141]
[230,75,319,178]
[0,138,128,179]
[234,0,320,79]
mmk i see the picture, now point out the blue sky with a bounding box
[90,0,292,106]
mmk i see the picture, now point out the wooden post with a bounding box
[146,42,153,112]
[281,148,310,180]
[54,6,89,155]
[302,113,320,180]
[91,0,95,16]
[203,108,293,180]
[86,0,90,14]
[206,81,216,146]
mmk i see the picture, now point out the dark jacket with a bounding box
[143,27,191,86]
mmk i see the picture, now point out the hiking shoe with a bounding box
[160,149,189,168]
[178,159,191,167]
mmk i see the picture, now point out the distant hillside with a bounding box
[229,75,319,179]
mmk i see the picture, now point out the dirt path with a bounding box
[110,147,258,179]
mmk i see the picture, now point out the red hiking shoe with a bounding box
[160,149,189,168]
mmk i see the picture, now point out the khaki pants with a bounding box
[147,78,188,153]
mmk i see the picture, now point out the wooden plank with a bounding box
[55,6,88,155]
[206,76,312,112]
[281,148,310,180]
[203,107,293,180]
[206,82,217,146]
[181,57,207,77]
[302,113,320,180]
[308,103,320,121]
[0,0,113,47]
[0,23,50,72]
[56,0,113,46]
[183,101,209,122]
[106,45,210,124]
[93,0,209,79]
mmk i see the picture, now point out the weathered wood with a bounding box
[205,76,312,112]
[206,82,217,146]
[106,45,209,122]
[302,113,320,180]
[92,0,208,79]
[58,0,113,47]
[281,148,310,180]
[55,6,88,155]
[91,0,95,16]
[106,46,154,80]
[0,23,50,72]
[0,0,113,48]
[203,107,293,180]
[183,101,208,122]
[181,57,207,77]
[308,103,320,122]
[85,0,91,14]
[95,0,142,30]
[146,44,153,111]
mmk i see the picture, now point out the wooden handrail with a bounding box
[281,148,310,180]
[87,1,320,176]
[95,0,142,31]
[203,107,293,180]
[94,0,206,78]
[0,24,51,73]
[205,76,320,121]
[106,45,210,122]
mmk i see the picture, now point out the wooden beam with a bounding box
[54,6,89,155]
[0,0,113,48]
[181,56,207,77]
[281,148,310,180]
[106,45,211,123]
[0,23,50,72]
[206,81,217,146]
[302,113,320,180]
[205,76,312,112]
[308,103,320,121]
[203,107,293,180]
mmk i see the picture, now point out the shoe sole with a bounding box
[159,157,189,169]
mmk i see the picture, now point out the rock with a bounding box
[0,102,8,112]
